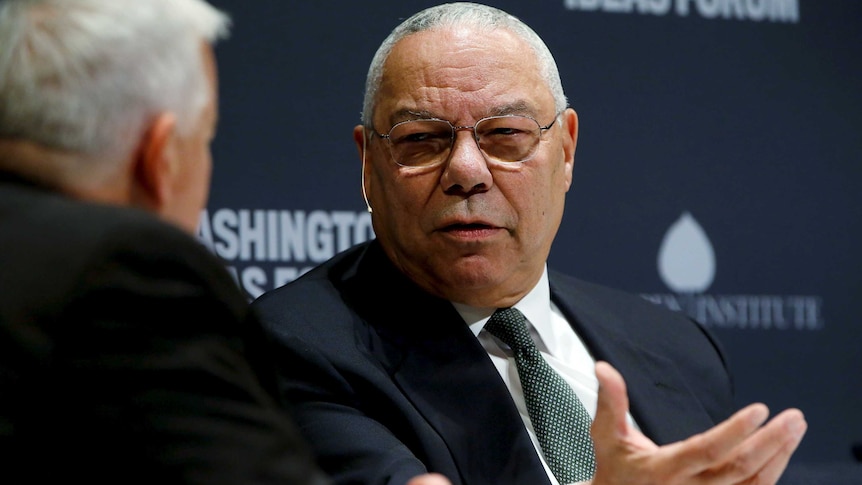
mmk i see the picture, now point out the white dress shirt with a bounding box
[451,266,639,485]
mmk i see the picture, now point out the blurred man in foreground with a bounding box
[0,0,329,483]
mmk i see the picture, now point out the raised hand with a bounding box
[589,361,806,485]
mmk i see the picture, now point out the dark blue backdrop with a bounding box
[200,0,862,471]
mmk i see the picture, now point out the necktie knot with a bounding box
[485,307,534,354]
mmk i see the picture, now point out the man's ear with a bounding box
[132,113,176,211]
[561,108,578,192]
[354,125,374,213]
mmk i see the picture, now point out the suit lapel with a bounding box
[549,275,717,445]
[391,308,550,485]
[342,243,551,485]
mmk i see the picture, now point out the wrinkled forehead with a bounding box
[375,26,554,125]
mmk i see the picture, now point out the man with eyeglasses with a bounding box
[252,3,806,485]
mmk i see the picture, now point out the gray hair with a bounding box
[0,0,230,158]
[360,2,568,126]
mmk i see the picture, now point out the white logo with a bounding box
[563,0,800,23]
[198,208,374,299]
[658,212,715,293]
[643,211,824,331]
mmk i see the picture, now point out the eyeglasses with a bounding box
[369,113,560,168]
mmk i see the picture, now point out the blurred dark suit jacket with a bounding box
[0,172,328,484]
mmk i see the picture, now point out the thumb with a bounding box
[593,361,630,442]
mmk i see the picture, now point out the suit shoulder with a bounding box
[549,271,726,356]
[251,243,366,333]
[549,271,664,315]
[550,271,691,323]
[3,184,202,259]
[1,187,245,327]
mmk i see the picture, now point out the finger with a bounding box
[593,361,630,440]
[718,408,807,484]
[743,412,806,485]
[406,473,453,485]
[665,403,770,475]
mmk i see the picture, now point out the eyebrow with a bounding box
[386,101,540,126]
[388,109,437,124]
[488,101,537,117]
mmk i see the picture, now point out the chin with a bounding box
[437,259,505,292]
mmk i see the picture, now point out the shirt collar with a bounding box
[454,266,552,344]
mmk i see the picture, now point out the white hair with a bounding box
[0,0,230,158]
[360,2,568,126]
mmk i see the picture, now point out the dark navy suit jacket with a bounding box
[253,240,735,485]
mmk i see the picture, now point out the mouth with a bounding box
[442,221,492,230]
[438,222,503,239]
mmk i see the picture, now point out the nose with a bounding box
[440,128,493,195]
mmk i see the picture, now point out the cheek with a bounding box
[516,165,565,230]
[183,141,212,206]
[381,185,421,233]
[372,163,433,210]
[540,165,569,231]
[370,168,439,239]
[196,157,212,201]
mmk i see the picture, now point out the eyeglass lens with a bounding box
[386,116,543,167]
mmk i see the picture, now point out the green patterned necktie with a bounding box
[485,307,596,484]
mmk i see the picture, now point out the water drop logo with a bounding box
[643,211,824,331]
[658,212,716,293]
